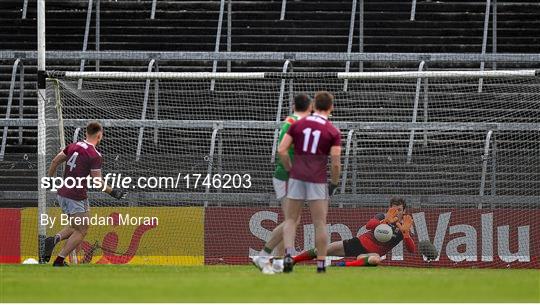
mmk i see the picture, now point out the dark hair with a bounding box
[314,91,334,111]
[293,94,311,112]
[86,121,103,137]
[389,197,406,210]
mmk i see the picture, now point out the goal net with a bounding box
[38,70,540,268]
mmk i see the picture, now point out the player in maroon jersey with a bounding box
[251,94,313,274]
[278,91,342,273]
[293,197,416,267]
[42,121,126,266]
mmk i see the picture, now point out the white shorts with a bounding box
[57,195,89,215]
[287,178,328,201]
[272,178,287,200]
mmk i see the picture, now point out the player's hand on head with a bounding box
[382,206,399,224]
[109,188,127,200]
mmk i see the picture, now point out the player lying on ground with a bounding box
[279,91,342,273]
[42,121,126,266]
[251,94,313,274]
[293,197,415,267]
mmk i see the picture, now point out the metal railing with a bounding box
[137,0,157,18]
[78,0,94,89]
[492,0,497,70]
[73,127,81,143]
[410,0,417,21]
[270,60,294,163]
[344,0,365,90]
[479,129,499,209]
[3,116,535,206]
[15,0,508,76]
[358,0,364,72]
[406,61,428,164]
[408,0,499,91]
[479,130,494,198]
[0,50,537,204]
[135,59,160,161]
[211,0,227,90]
[227,0,232,72]
[479,0,492,93]
[280,0,287,20]
[95,0,101,71]
[344,0,358,92]
[77,0,102,86]
[2,51,540,62]
[3,72,539,206]
[22,0,28,19]
[9,118,535,131]
[151,0,157,19]
[205,123,221,207]
[339,129,355,208]
[0,59,25,161]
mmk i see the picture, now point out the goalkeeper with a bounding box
[293,197,416,267]
[251,94,312,272]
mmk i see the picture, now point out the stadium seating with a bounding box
[2,0,540,52]
[1,0,539,205]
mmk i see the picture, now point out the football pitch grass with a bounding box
[1,265,538,302]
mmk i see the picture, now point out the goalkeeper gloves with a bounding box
[109,188,127,200]
[418,240,438,261]
[382,206,399,224]
[334,261,346,267]
[328,183,339,197]
[396,214,413,238]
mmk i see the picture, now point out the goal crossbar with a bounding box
[47,70,540,80]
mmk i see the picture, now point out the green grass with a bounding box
[1,265,539,302]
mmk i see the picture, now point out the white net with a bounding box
[39,70,540,267]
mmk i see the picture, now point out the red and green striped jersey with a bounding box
[273,114,299,181]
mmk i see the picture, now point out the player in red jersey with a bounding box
[42,121,126,266]
[278,91,341,273]
[292,197,416,267]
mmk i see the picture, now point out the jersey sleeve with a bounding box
[90,155,102,171]
[278,118,294,144]
[403,235,416,253]
[62,144,71,156]
[365,218,381,231]
[365,213,385,230]
[332,128,341,147]
[286,119,297,137]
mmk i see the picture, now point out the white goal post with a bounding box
[51,69,539,80]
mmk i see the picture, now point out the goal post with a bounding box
[36,0,47,264]
[37,69,540,267]
[48,69,539,80]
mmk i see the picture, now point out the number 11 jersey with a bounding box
[286,114,341,183]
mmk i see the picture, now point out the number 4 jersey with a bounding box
[57,140,103,201]
[286,114,341,183]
